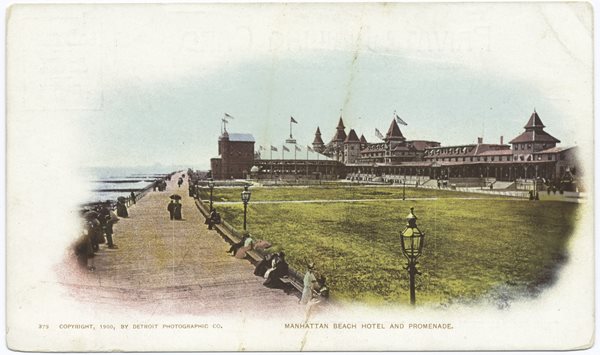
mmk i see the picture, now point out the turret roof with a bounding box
[385,118,405,140]
[313,126,324,145]
[509,111,560,144]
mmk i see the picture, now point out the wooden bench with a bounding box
[279,276,304,293]
[194,198,323,300]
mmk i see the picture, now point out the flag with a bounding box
[259,145,265,151]
[375,128,384,140]
[224,113,234,119]
[290,116,298,124]
[283,146,290,152]
[222,118,228,123]
[270,145,278,152]
[295,145,301,152]
[307,146,314,152]
[395,113,408,126]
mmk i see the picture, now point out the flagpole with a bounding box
[306,148,309,178]
[271,148,273,180]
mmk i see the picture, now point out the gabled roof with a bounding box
[360,134,368,144]
[344,129,360,143]
[385,119,405,140]
[227,133,255,142]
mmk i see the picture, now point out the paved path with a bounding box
[61,173,304,316]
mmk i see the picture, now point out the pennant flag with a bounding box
[395,113,408,126]
[222,118,229,123]
[375,128,384,140]
[283,145,290,152]
[295,145,302,152]
[270,145,278,152]
[224,113,235,119]
[307,146,314,152]
[290,116,298,124]
[259,145,265,151]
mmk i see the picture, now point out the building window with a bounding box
[483,157,487,162]
[527,144,532,149]
[548,155,553,160]
[470,157,473,162]
[491,157,495,161]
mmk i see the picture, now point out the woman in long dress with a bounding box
[234,235,254,259]
[300,263,318,304]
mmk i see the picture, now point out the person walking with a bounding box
[130,191,136,204]
[174,200,182,220]
[300,263,318,304]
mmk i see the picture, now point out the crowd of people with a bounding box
[154,180,168,191]
[75,199,125,271]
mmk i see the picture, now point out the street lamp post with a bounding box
[241,184,252,231]
[402,179,406,200]
[400,207,425,305]
[208,179,215,211]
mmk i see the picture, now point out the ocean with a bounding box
[81,166,188,205]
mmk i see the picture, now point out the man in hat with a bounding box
[167,200,176,220]
[98,201,118,249]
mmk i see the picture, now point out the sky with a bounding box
[7,2,593,170]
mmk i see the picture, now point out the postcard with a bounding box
[5,2,594,352]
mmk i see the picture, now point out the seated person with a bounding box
[205,209,221,230]
[227,234,248,255]
[263,252,289,289]
[254,253,274,277]
[234,234,254,259]
[316,275,329,299]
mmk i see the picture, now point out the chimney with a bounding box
[500,136,504,145]
[477,137,483,144]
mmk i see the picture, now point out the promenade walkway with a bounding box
[62,173,303,316]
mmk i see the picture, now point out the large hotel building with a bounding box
[210,110,578,189]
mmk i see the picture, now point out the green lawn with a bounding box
[213,191,579,306]
[199,186,511,202]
